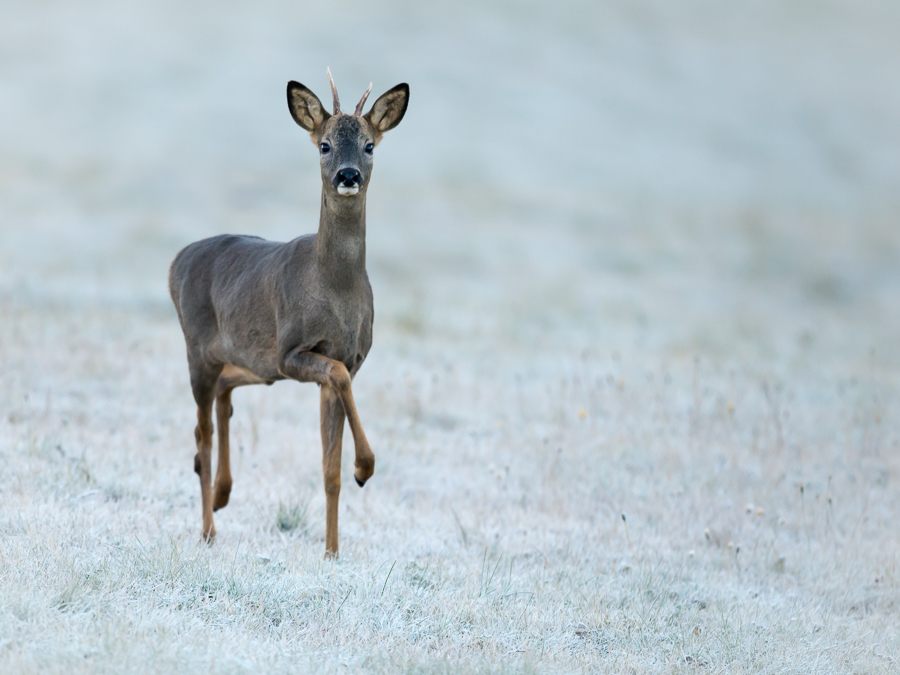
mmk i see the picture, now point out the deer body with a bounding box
[168,72,408,556]
[170,231,373,381]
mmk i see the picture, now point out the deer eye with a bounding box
[320,142,331,154]
[364,142,374,154]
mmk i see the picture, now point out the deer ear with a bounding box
[364,83,409,134]
[287,81,329,132]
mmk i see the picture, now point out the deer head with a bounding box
[287,70,409,198]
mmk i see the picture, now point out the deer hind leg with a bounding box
[212,365,265,511]
[213,386,234,511]
[190,363,222,541]
[320,384,345,558]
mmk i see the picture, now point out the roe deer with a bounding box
[168,70,409,557]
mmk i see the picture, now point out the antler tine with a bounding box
[326,67,341,114]
[354,82,373,116]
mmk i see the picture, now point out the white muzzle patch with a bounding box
[337,186,359,197]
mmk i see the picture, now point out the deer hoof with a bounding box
[212,484,231,511]
[353,456,374,486]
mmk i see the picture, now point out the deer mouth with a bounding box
[334,167,362,196]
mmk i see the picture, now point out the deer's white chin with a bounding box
[337,186,359,196]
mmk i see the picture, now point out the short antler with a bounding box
[326,67,340,114]
[355,82,373,116]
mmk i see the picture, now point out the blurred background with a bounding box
[3,6,899,670]
[1,0,899,371]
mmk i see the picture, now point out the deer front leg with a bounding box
[281,350,375,487]
[320,384,345,557]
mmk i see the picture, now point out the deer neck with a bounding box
[314,189,367,288]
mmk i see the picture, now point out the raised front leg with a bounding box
[281,350,376,487]
[320,384,345,557]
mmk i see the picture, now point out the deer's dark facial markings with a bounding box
[319,116,374,197]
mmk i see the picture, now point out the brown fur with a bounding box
[168,74,409,556]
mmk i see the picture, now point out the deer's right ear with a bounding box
[287,81,329,133]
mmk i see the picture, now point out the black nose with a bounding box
[335,168,361,187]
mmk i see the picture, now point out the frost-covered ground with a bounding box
[1,1,899,673]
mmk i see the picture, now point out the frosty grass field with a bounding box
[1,1,899,673]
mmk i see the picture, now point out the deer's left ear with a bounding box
[364,83,409,135]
